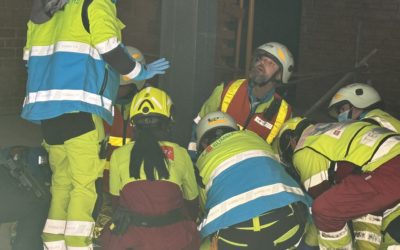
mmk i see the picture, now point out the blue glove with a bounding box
[134,58,170,81]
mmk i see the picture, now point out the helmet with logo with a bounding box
[278,117,311,164]
[121,46,147,89]
[130,87,173,126]
[196,111,239,151]
[256,42,294,84]
[328,83,382,118]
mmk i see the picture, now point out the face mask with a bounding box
[337,109,350,122]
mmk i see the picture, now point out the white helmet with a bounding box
[196,111,238,146]
[328,83,382,117]
[121,46,146,89]
[256,42,294,84]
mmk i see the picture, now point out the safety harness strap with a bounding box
[110,206,186,235]
[216,202,307,249]
[129,207,185,227]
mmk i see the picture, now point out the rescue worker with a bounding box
[101,87,200,250]
[328,82,400,248]
[22,0,170,248]
[94,46,146,238]
[328,83,400,131]
[188,42,294,156]
[278,117,400,249]
[196,111,310,249]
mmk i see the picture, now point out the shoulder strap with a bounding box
[81,0,93,33]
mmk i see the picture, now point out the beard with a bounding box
[249,67,272,86]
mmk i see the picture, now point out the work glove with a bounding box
[134,58,170,81]
[109,207,131,236]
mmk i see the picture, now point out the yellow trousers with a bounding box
[42,115,105,249]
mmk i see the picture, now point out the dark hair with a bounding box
[279,118,314,165]
[129,117,171,181]
[198,127,236,154]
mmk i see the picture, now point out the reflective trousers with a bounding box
[42,115,105,250]
[312,156,400,249]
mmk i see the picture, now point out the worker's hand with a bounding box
[134,58,170,81]
[110,207,131,235]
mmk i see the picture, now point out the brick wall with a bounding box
[0,0,160,116]
[117,0,161,62]
[0,0,31,115]
[297,0,400,119]
[3,0,400,119]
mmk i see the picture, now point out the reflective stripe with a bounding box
[384,202,400,218]
[369,116,398,132]
[353,214,382,226]
[23,89,113,112]
[194,114,201,124]
[130,89,164,112]
[200,183,304,228]
[109,136,131,147]
[252,216,261,232]
[65,221,94,237]
[370,136,400,162]
[26,41,102,60]
[43,240,66,250]
[23,48,30,60]
[94,37,120,54]
[67,245,93,250]
[303,170,329,191]
[319,224,349,240]
[123,62,142,80]
[43,219,66,234]
[188,142,197,151]
[205,150,276,191]
[221,80,243,113]
[354,230,381,245]
[266,100,288,144]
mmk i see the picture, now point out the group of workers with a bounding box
[1,0,399,249]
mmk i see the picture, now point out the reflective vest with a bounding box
[22,0,123,125]
[109,141,199,201]
[196,130,310,237]
[220,79,291,144]
[295,121,400,172]
[363,109,400,132]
